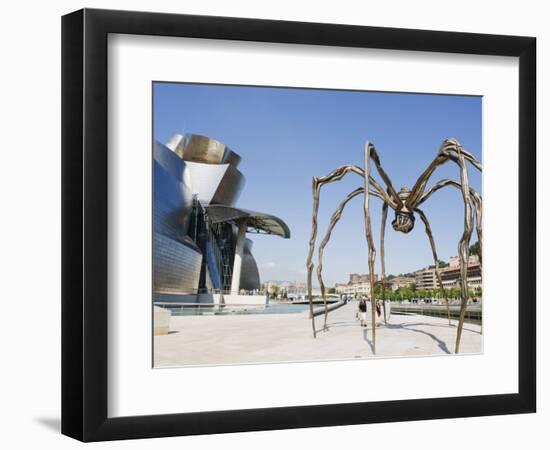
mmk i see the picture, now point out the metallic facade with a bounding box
[153,233,202,294]
[153,143,202,295]
[153,133,290,300]
[184,161,244,206]
[205,205,291,238]
[239,239,260,291]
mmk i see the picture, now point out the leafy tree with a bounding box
[269,284,280,299]
[469,241,481,259]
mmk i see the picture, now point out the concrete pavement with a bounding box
[154,301,482,367]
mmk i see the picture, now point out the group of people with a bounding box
[357,297,383,328]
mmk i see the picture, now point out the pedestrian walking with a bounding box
[358,297,367,327]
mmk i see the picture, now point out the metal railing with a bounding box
[391,303,482,323]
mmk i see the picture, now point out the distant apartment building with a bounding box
[389,276,415,291]
[264,280,320,300]
[415,255,481,291]
[375,279,394,290]
[349,273,375,284]
[335,273,378,297]
[448,255,480,268]
[415,266,438,290]
[285,280,306,296]
[334,282,348,295]
[440,255,481,290]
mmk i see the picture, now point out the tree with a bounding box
[451,287,460,300]
[328,287,336,294]
[469,241,481,259]
[269,284,280,299]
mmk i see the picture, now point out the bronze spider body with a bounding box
[306,138,482,354]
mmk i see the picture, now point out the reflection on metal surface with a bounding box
[165,133,186,156]
[179,134,226,164]
[153,132,290,299]
[205,205,291,239]
[239,239,260,291]
[170,134,242,167]
[184,161,245,206]
[153,233,202,295]
[153,161,193,240]
[223,149,242,167]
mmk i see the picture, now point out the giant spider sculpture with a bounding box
[306,138,482,354]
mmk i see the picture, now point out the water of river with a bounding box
[166,303,311,316]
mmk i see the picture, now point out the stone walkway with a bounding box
[154,301,482,367]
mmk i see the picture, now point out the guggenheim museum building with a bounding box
[153,133,290,306]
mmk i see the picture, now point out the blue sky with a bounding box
[153,82,482,286]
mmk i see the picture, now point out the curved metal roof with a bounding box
[205,205,291,239]
[168,134,242,167]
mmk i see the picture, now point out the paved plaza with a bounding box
[154,301,482,367]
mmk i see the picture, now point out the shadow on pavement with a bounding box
[386,322,451,354]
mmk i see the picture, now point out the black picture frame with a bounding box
[62,8,536,442]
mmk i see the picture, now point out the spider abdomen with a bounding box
[392,211,415,233]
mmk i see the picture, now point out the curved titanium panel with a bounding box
[153,131,290,298]
[179,134,227,164]
[153,232,202,295]
[239,239,260,291]
[205,205,291,238]
[165,133,186,156]
[184,161,245,206]
[177,134,241,167]
[153,160,194,240]
[223,150,241,167]
[154,141,186,181]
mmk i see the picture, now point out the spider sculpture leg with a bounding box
[415,208,451,326]
[418,179,482,267]
[306,177,322,339]
[364,142,379,354]
[406,139,482,210]
[306,165,365,338]
[316,187,364,330]
[380,203,389,325]
[419,182,483,328]
[361,141,403,352]
[316,187,387,330]
[454,149,475,354]
[472,194,482,265]
[306,161,395,338]
[407,139,482,353]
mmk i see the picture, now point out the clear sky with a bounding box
[153,82,482,286]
